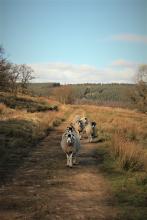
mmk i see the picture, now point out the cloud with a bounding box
[110,34,147,44]
[29,62,136,84]
[30,63,104,83]
[110,59,138,68]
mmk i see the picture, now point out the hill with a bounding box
[28,82,60,96]
[72,83,134,106]
[29,83,135,108]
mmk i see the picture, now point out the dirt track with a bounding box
[0,111,117,220]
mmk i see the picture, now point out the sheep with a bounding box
[91,121,97,138]
[61,126,80,167]
[80,117,89,127]
[73,120,84,139]
[72,116,90,140]
[73,115,81,123]
[85,121,97,142]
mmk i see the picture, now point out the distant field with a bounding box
[73,83,135,106]
[29,83,135,108]
[28,82,60,96]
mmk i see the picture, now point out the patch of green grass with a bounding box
[116,207,147,220]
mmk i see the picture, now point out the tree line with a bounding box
[51,65,147,112]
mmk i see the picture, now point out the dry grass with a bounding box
[81,104,147,171]
[82,105,147,147]
[0,103,7,114]
[0,103,14,115]
[111,133,144,170]
[81,105,147,219]
[0,93,72,182]
[0,100,70,141]
[0,92,59,112]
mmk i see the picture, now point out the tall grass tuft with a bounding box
[111,133,144,171]
[0,103,8,114]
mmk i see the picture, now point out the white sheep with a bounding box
[61,126,80,167]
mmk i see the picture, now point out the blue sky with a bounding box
[0,0,147,83]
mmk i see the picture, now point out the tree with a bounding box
[16,64,34,94]
[0,46,11,91]
[8,64,21,94]
[0,46,35,94]
[136,64,147,83]
[131,65,147,113]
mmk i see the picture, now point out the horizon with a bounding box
[28,81,135,85]
[0,0,147,84]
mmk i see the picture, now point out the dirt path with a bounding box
[0,111,117,220]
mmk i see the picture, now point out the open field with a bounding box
[0,92,147,219]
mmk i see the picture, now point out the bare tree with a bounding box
[131,64,147,113]
[0,47,35,94]
[136,64,147,83]
[17,64,34,94]
[8,64,21,95]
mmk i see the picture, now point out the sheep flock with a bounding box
[61,115,97,167]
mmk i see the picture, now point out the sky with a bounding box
[0,0,147,83]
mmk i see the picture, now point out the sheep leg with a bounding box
[69,153,73,167]
[78,131,81,140]
[73,155,76,164]
[89,135,92,143]
[73,155,78,165]
[66,154,69,166]
[73,158,76,164]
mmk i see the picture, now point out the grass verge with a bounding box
[95,142,147,220]
[83,105,147,220]
[0,93,72,184]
